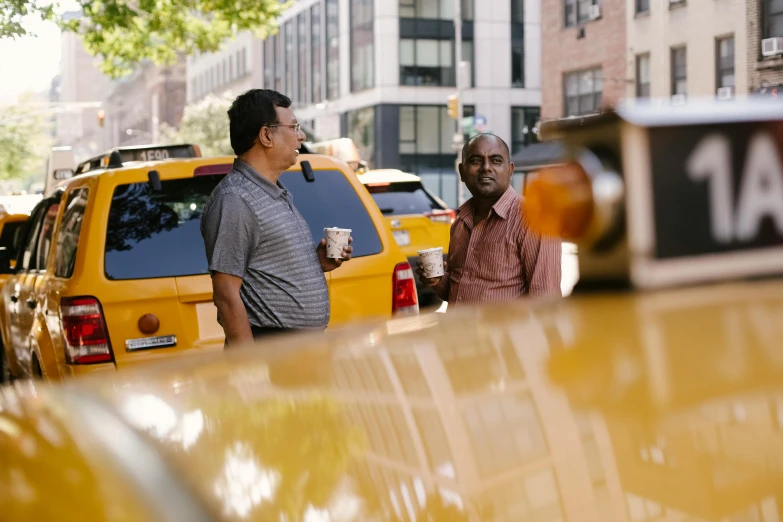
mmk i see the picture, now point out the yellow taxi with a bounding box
[0,144,417,383]
[2,99,783,521]
[358,169,453,307]
[0,211,30,380]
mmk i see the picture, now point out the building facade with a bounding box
[748,0,783,93]
[186,32,257,103]
[627,0,747,102]
[56,12,114,161]
[187,0,542,208]
[540,0,627,119]
[104,60,188,148]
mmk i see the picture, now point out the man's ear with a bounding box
[458,162,465,182]
[508,161,515,177]
[258,126,273,148]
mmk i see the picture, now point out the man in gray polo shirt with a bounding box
[201,89,353,346]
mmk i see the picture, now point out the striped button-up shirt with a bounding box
[434,186,561,305]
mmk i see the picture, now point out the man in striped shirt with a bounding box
[201,89,353,346]
[416,133,561,305]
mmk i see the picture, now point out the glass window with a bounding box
[351,0,374,92]
[105,169,382,281]
[274,33,283,91]
[282,169,383,257]
[18,204,49,271]
[326,0,340,99]
[298,13,307,104]
[637,0,649,14]
[671,46,687,96]
[311,3,323,104]
[264,37,275,89]
[0,220,25,269]
[511,106,540,153]
[766,0,783,38]
[285,21,295,95]
[365,181,444,215]
[55,189,88,279]
[716,36,735,90]
[512,0,524,23]
[512,39,524,87]
[636,53,650,97]
[564,0,592,27]
[34,201,60,271]
[563,67,602,116]
[400,38,457,86]
[399,0,472,20]
[347,106,376,163]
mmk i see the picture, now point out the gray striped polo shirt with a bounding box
[201,159,329,329]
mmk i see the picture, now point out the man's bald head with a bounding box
[461,133,510,162]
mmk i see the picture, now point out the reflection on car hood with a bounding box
[71,279,783,521]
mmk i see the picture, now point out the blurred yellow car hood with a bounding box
[4,279,783,521]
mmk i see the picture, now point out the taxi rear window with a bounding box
[365,181,443,216]
[279,169,382,257]
[104,169,382,280]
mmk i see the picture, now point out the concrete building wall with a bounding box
[627,0,747,100]
[541,0,627,119]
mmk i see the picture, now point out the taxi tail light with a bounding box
[60,296,113,364]
[426,209,456,224]
[193,164,232,176]
[392,263,419,315]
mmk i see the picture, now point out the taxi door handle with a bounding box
[10,295,18,303]
[26,298,36,310]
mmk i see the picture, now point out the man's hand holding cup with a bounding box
[416,247,446,287]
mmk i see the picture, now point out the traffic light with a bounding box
[97,109,106,127]
[447,94,459,119]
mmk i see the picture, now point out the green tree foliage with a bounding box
[159,92,234,158]
[0,95,53,181]
[0,0,51,39]
[1,0,289,78]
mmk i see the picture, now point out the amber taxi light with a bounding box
[523,162,594,241]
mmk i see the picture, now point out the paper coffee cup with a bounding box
[417,247,444,278]
[324,227,351,259]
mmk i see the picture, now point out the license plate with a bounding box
[392,230,410,247]
[126,335,177,351]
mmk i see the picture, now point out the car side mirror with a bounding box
[0,247,14,275]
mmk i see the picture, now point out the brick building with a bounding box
[540,0,627,119]
[748,0,783,93]
[627,0,746,102]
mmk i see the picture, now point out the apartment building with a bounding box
[186,0,542,208]
[186,32,257,103]
[749,0,783,93]
[627,0,747,102]
[541,0,627,119]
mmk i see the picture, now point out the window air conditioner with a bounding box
[671,94,686,106]
[716,87,733,100]
[589,4,602,20]
[762,37,783,57]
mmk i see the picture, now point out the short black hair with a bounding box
[461,133,510,162]
[228,89,292,156]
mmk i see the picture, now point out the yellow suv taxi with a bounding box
[0,144,417,382]
[358,169,452,307]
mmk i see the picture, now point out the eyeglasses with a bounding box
[268,123,301,133]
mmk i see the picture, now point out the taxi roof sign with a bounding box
[75,143,201,175]
[536,98,783,291]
